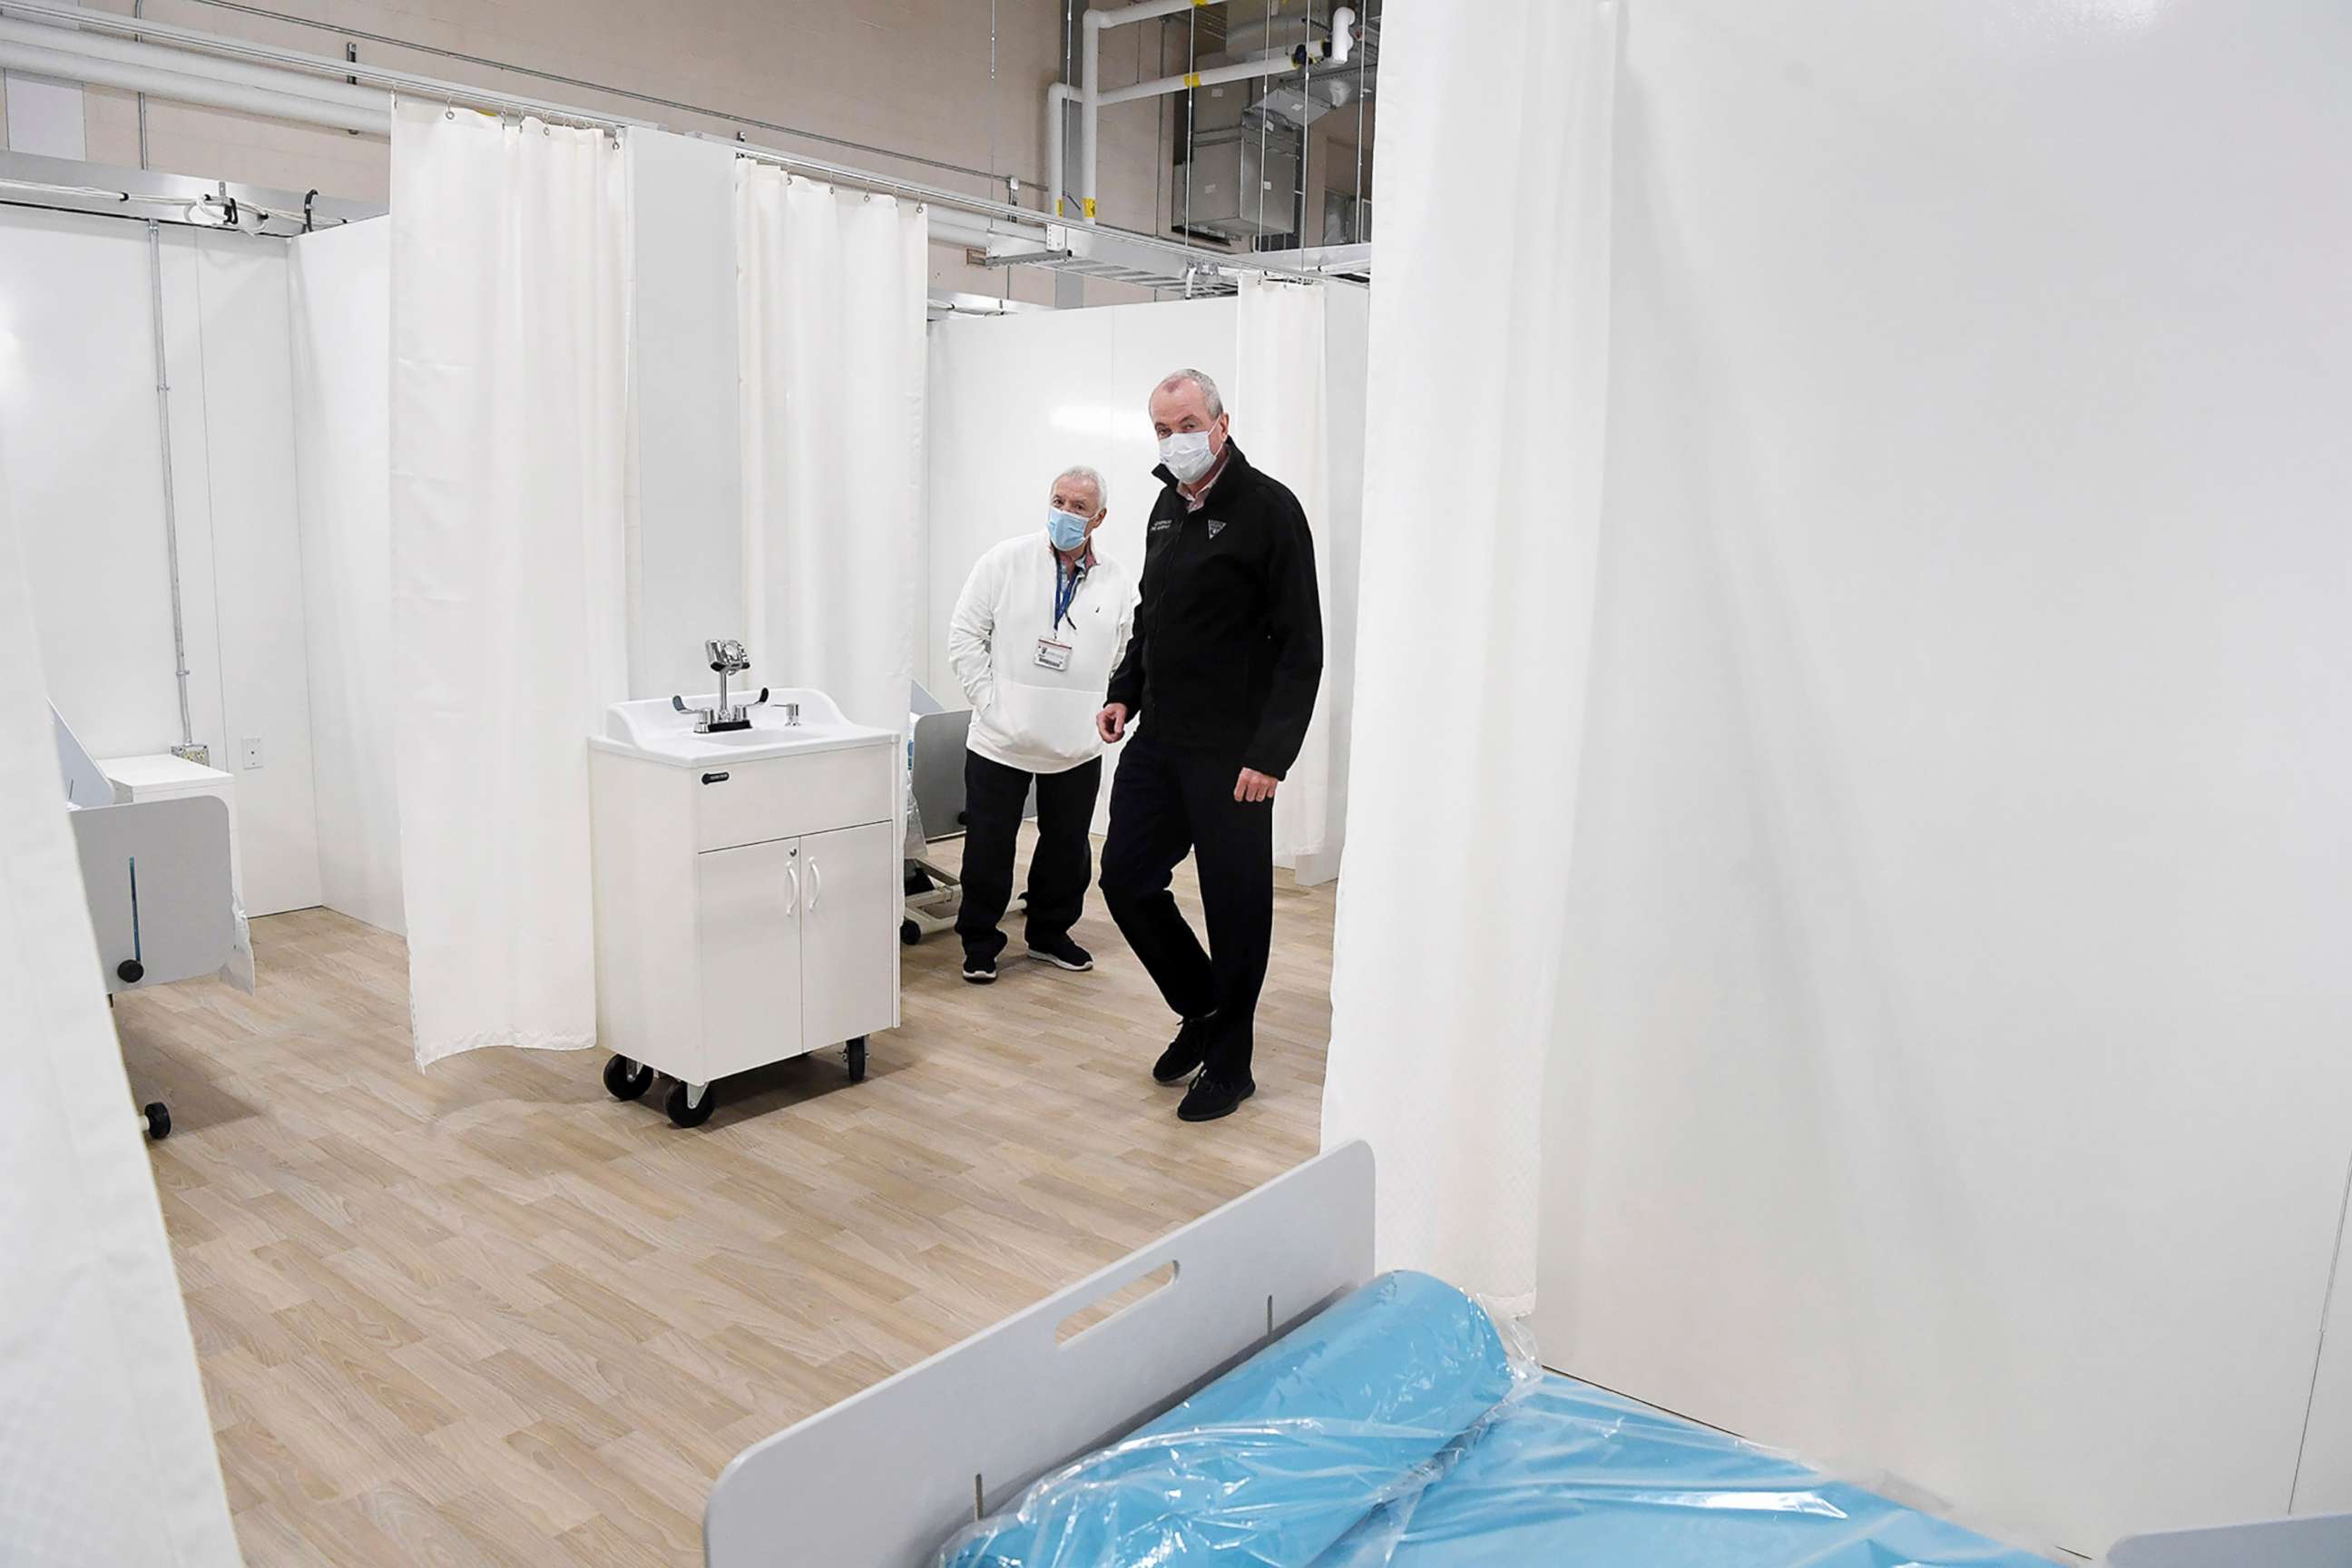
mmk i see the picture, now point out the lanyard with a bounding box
[1053,556,1086,632]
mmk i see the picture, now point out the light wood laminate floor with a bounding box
[120,828,1333,1566]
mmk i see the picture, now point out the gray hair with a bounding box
[1150,368,1224,419]
[1052,463,1107,514]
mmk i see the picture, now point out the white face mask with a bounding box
[1159,430,1218,485]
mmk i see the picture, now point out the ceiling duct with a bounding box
[1219,1,1376,130]
[1171,1,1376,243]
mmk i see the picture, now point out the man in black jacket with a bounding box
[1096,368,1324,1123]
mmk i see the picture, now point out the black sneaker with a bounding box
[962,955,997,985]
[1177,1071,1256,1122]
[1026,935,1093,972]
[1152,1014,1217,1084]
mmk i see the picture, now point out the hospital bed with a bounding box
[54,705,250,1140]
[705,1142,2096,1567]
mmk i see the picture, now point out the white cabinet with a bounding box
[799,821,898,1054]
[588,691,898,1126]
[695,837,805,1083]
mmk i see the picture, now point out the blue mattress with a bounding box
[940,1272,2052,1568]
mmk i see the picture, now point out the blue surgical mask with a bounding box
[1046,506,1092,553]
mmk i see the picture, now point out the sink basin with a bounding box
[591,691,895,766]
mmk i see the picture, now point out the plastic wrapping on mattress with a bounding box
[937,1271,1533,1568]
[937,1270,2054,1568]
[1316,1378,2055,1566]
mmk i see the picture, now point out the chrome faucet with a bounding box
[671,638,769,734]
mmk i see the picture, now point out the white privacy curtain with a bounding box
[0,492,240,1564]
[1319,1,1622,1316]
[738,165,926,735]
[1234,275,1342,882]
[389,100,629,1066]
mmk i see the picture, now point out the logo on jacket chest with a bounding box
[1205,518,1226,540]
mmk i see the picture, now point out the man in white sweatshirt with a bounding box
[946,465,1137,984]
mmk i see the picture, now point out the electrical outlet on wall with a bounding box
[240,737,263,770]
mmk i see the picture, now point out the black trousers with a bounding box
[1100,733,1274,1080]
[956,750,1103,964]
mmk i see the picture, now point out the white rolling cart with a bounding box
[589,656,901,1128]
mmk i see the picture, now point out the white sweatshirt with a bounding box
[948,533,1137,776]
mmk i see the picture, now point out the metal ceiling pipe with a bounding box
[0,40,389,135]
[0,15,383,113]
[1073,0,1243,220]
[1097,54,1310,109]
[1073,0,1323,223]
[1092,0,1236,30]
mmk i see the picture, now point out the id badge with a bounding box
[1034,637,1073,671]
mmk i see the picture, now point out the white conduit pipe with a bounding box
[1073,0,1334,222]
[1077,0,1250,223]
[1097,54,1311,109]
[1093,0,1230,30]
[0,15,383,114]
[0,40,388,135]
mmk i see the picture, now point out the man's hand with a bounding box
[1235,768,1279,804]
[1097,702,1130,745]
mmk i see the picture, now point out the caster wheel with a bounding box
[602,1054,653,1102]
[664,1079,715,1129]
[143,1102,171,1141]
[899,918,920,946]
[846,1037,868,1083]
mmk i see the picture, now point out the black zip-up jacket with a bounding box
[1105,441,1324,778]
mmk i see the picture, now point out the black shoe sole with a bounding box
[1026,948,1093,972]
[1178,1082,1256,1122]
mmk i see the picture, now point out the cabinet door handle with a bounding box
[783,858,800,915]
[806,858,823,911]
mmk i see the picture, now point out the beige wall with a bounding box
[4,1,1369,304]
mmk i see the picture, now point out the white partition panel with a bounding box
[0,207,183,759]
[290,217,402,935]
[627,130,745,701]
[184,233,321,916]
[1534,1,2352,1555]
[0,208,323,916]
